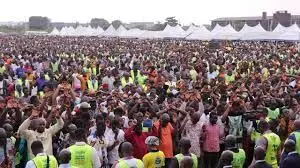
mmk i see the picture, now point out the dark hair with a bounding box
[31,140,43,151]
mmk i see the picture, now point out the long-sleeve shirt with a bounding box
[18,117,64,159]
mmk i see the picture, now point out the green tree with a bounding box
[111,20,123,29]
[29,16,50,30]
[90,18,110,29]
[165,17,178,26]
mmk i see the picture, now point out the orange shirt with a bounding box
[154,121,174,158]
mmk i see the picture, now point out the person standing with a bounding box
[170,138,198,168]
[142,136,165,168]
[225,135,246,168]
[154,113,174,166]
[25,140,58,168]
[202,112,223,168]
[18,112,64,159]
[288,120,300,154]
[255,119,281,168]
[251,146,272,168]
[112,142,144,168]
[58,149,71,168]
[182,111,203,166]
[281,139,300,168]
[68,128,101,168]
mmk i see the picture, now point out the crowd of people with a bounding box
[0,35,299,168]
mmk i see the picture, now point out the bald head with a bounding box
[179,138,191,151]
[225,135,236,149]
[294,120,300,131]
[220,150,233,166]
[191,112,201,124]
[59,149,71,164]
[254,146,266,160]
[180,156,194,168]
[121,142,133,157]
[284,139,296,153]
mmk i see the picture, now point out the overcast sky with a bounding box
[1,0,300,25]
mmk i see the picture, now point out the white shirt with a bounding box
[25,153,58,168]
[106,129,125,164]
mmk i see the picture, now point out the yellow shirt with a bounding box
[142,150,165,168]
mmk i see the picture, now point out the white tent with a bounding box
[116,25,127,36]
[186,26,212,40]
[95,27,104,36]
[119,28,145,38]
[212,24,240,40]
[49,28,60,35]
[239,23,266,34]
[184,25,199,36]
[273,24,288,33]
[277,24,300,41]
[161,24,185,38]
[139,31,163,39]
[102,25,117,37]
[240,23,268,40]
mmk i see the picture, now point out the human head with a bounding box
[67,124,77,135]
[59,149,71,164]
[191,112,200,124]
[120,141,133,157]
[179,138,191,154]
[219,150,233,167]
[2,123,13,138]
[73,128,87,142]
[31,140,44,156]
[254,146,266,161]
[145,136,159,151]
[35,118,46,133]
[225,135,236,150]
[161,113,170,127]
[257,119,269,134]
[180,156,194,168]
[294,119,300,131]
[284,139,296,153]
[0,128,7,146]
[209,112,218,125]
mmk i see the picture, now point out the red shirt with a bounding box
[124,126,158,159]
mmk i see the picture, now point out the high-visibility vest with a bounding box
[87,80,98,91]
[45,74,50,81]
[232,149,246,168]
[39,91,45,98]
[15,91,24,98]
[121,77,133,88]
[69,144,93,168]
[267,108,280,120]
[290,131,300,154]
[225,74,235,84]
[130,70,141,82]
[175,153,198,168]
[118,158,144,168]
[16,79,30,89]
[32,155,57,168]
[263,132,280,168]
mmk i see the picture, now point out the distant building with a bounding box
[212,11,300,31]
[125,22,155,30]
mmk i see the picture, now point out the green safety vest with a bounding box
[16,79,30,88]
[15,91,24,98]
[175,153,198,168]
[87,80,98,91]
[32,155,57,168]
[121,77,133,88]
[290,131,300,154]
[69,144,93,168]
[232,149,246,168]
[118,158,144,168]
[225,74,235,84]
[0,66,5,73]
[39,91,44,98]
[45,74,50,81]
[130,70,142,83]
[267,108,280,120]
[263,132,280,168]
